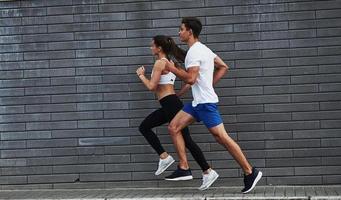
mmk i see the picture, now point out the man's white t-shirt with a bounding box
[185,41,219,107]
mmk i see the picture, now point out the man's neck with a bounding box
[187,37,199,47]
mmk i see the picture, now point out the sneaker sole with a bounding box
[155,159,175,176]
[198,173,219,191]
[242,171,263,194]
[165,175,193,181]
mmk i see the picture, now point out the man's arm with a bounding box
[213,56,229,85]
[166,60,199,85]
[176,82,191,97]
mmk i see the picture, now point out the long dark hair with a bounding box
[152,35,187,63]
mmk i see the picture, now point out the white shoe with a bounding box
[155,155,175,176]
[198,169,219,190]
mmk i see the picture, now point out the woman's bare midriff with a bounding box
[156,84,176,100]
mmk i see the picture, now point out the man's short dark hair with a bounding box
[181,17,202,38]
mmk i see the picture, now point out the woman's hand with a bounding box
[136,66,145,77]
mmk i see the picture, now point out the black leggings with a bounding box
[139,94,210,172]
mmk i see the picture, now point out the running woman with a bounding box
[136,35,219,190]
[164,17,263,194]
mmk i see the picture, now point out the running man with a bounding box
[164,17,263,194]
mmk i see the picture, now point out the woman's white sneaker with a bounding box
[155,155,175,175]
[198,169,219,190]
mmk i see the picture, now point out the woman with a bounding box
[136,35,219,190]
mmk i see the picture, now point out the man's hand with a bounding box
[165,60,177,73]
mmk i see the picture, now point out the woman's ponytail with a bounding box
[167,37,186,63]
[152,35,186,65]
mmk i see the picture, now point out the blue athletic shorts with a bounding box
[183,103,223,129]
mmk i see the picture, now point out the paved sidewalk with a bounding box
[0,185,340,199]
[0,185,340,200]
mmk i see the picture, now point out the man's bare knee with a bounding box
[213,134,224,145]
[168,123,180,136]
[211,130,229,145]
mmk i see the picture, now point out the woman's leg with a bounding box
[181,126,210,172]
[139,108,168,156]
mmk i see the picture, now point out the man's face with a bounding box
[178,23,191,42]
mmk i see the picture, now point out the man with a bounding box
[165,17,262,194]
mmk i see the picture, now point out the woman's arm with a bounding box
[136,60,164,91]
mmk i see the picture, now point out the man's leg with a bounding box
[208,123,252,175]
[199,103,262,193]
[168,110,195,170]
[209,123,262,193]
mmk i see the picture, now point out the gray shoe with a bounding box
[198,169,219,190]
[155,155,175,176]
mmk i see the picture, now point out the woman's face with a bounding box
[150,40,161,56]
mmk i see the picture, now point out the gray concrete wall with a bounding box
[0,0,340,189]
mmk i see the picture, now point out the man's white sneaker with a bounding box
[198,169,219,190]
[155,155,175,176]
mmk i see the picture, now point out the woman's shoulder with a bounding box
[153,59,166,71]
[155,58,168,65]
